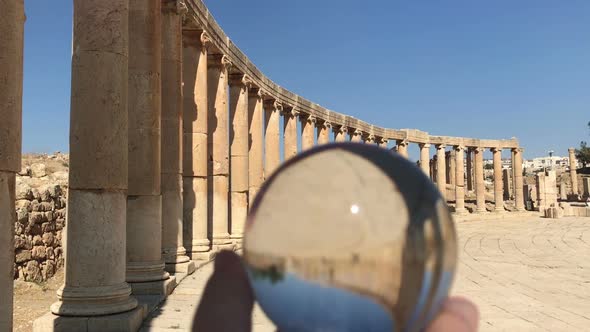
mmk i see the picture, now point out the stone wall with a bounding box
[13,154,68,282]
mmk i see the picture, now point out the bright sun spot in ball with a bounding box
[350,204,360,214]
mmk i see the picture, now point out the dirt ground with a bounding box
[13,268,63,332]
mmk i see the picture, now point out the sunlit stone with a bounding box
[244,143,457,332]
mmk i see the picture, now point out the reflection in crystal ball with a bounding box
[244,143,457,332]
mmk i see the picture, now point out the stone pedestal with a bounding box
[491,148,504,212]
[474,148,487,213]
[264,100,281,177]
[248,90,264,204]
[435,144,447,200]
[0,0,24,329]
[316,121,331,145]
[512,148,525,211]
[419,143,430,177]
[229,74,251,240]
[301,115,316,150]
[284,108,299,159]
[454,146,466,214]
[208,54,231,245]
[182,30,211,257]
[161,1,190,271]
[568,148,579,196]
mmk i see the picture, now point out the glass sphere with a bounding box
[244,143,457,332]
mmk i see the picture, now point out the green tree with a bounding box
[575,121,590,167]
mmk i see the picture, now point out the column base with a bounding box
[162,246,190,265]
[453,208,468,216]
[129,275,176,296]
[190,251,216,261]
[493,208,505,213]
[165,260,196,275]
[212,243,236,253]
[34,305,146,332]
[51,282,138,316]
[126,261,170,283]
[212,233,232,245]
[475,208,488,214]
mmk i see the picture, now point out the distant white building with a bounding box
[523,156,577,171]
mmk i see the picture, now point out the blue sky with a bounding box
[22,1,590,160]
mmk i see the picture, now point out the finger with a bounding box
[425,296,479,332]
[193,250,254,332]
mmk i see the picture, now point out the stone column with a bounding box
[568,148,579,196]
[208,54,232,248]
[316,120,331,145]
[466,149,474,191]
[454,146,466,214]
[397,140,409,158]
[229,74,251,241]
[435,144,447,200]
[161,0,191,273]
[448,150,456,185]
[430,157,437,182]
[351,128,363,142]
[47,0,139,320]
[419,143,430,176]
[264,100,281,177]
[474,147,487,213]
[512,147,525,211]
[491,147,504,212]
[367,135,376,145]
[301,114,316,150]
[283,108,299,160]
[378,137,388,148]
[248,89,264,203]
[126,0,171,291]
[334,125,348,142]
[182,30,211,258]
[0,0,23,329]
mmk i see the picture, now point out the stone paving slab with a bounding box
[141,216,590,331]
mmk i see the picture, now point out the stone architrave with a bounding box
[208,54,232,248]
[397,139,409,158]
[283,108,299,159]
[161,0,191,273]
[126,0,171,291]
[454,146,466,214]
[512,147,525,211]
[301,114,316,150]
[248,89,264,204]
[334,125,348,142]
[351,129,363,142]
[316,120,331,145]
[264,100,281,177]
[568,148,579,196]
[419,143,430,177]
[0,0,24,329]
[41,0,142,325]
[474,147,487,213]
[229,74,252,240]
[435,144,447,200]
[182,30,211,258]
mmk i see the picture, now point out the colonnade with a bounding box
[0,0,526,330]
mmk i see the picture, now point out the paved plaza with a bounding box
[139,216,590,331]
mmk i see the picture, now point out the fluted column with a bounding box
[351,128,363,142]
[229,74,251,240]
[334,125,348,142]
[316,120,331,145]
[161,0,190,271]
[474,147,487,213]
[126,0,170,288]
[208,54,232,247]
[378,137,388,148]
[301,114,316,150]
[512,147,525,211]
[419,143,431,176]
[0,0,23,328]
[466,149,474,191]
[454,146,466,214]
[435,144,447,200]
[182,30,210,257]
[264,100,281,177]
[49,0,138,316]
[491,147,504,212]
[249,89,264,204]
[283,108,299,159]
[397,139,409,158]
[568,148,579,196]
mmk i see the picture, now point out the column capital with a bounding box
[435,143,446,150]
[281,107,299,117]
[380,137,389,145]
[318,120,332,129]
[568,147,576,153]
[336,125,349,134]
[396,139,409,146]
[353,128,363,136]
[512,147,524,153]
[472,146,485,153]
[419,143,431,148]
[490,147,502,153]
[229,73,253,88]
[303,114,317,124]
[454,145,465,152]
[162,0,188,15]
[367,134,376,142]
[200,31,212,49]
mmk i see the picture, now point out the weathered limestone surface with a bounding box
[454,146,466,214]
[0,0,24,329]
[264,100,281,177]
[334,125,348,142]
[536,171,558,212]
[435,144,447,200]
[512,148,525,211]
[419,143,430,176]
[474,148,487,213]
[283,109,299,159]
[316,121,331,145]
[568,148,579,196]
[182,30,210,256]
[466,150,473,191]
[248,90,264,204]
[126,0,169,287]
[491,148,504,212]
[161,1,191,271]
[301,115,316,150]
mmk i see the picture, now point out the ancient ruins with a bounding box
[2,0,590,331]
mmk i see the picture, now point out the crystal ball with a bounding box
[243,143,457,332]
